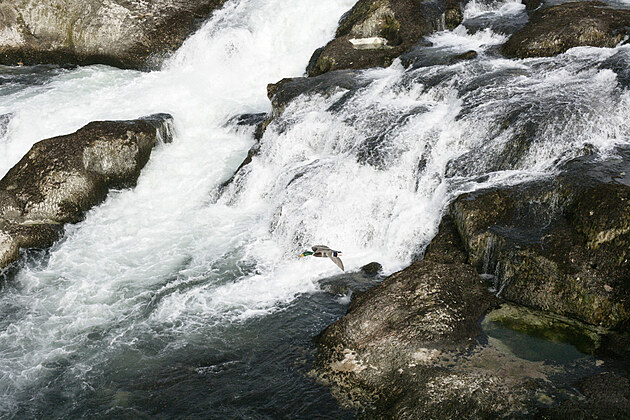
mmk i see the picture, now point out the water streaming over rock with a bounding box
[0,0,629,417]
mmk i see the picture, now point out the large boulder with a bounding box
[0,113,173,269]
[307,0,465,76]
[315,258,504,417]
[314,219,599,418]
[502,1,630,59]
[0,0,224,69]
[315,214,626,417]
[449,159,630,330]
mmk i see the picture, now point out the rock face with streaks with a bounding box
[0,0,224,69]
[449,170,630,331]
[0,113,173,270]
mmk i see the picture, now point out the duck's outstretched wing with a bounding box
[328,253,344,271]
[312,245,331,252]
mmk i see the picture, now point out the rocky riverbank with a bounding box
[0,114,173,270]
[314,149,630,417]
[230,0,630,417]
[1,0,630,417]
[0,0,225,69]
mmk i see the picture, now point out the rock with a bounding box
[314,227,503,415]
[449,163,630,330]
[502,1,630,59]
[314,202,629,417]
[360,262,382,276]
[400,46,480,69]
[452,50,477,61]
[0,0,224,69]
[217,70,366,196]
[308,0,465,76]
[267,71,364,117]
[0,113,173,270]
[600,49,630,89]
[540,372,630,419]
[422,215,468,265]
[521,0,542,11]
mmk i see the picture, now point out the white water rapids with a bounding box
[0,0,629,416]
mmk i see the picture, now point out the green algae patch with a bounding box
[483,304,605,359]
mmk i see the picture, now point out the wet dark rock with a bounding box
[502,1,630,59]
[600,49,630,89]
[449,165,630,330]
[0,114,173,269]
[308,0,466,76]
[216,141,261,195]
[400,46,479,69]
[360,262,382,276]
[453,50,478,61]
[0,0,225,70]
[231,113,268,127]
[267,71,363,116]
[522,0,543,10]
[229,112,269,141]
[422,215,468,265]
[315,258,509,417]
[540,372,630,418]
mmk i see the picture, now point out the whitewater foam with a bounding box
[0,0,629,415]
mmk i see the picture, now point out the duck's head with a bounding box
[299,251,313,257]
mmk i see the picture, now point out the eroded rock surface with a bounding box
[308,0,465,76]
[0,0,225,69]
[450,171,630,330]
[502,1,630,59]
[0,113,173,270]
[313,220,594,418]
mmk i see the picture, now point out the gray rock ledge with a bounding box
[0,0,225,69]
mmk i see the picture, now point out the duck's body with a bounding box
[300,245,344,271]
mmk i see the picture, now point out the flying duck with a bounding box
[299,245,344,271]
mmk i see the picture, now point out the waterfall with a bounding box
[0,0,629,416]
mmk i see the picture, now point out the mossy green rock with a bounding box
[502,1,630,59]
[308,0,465,76]
[0,0,224,69]
[483,303,604,355]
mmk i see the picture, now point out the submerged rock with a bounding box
[308,0,465,76]
[0,114,173,270]
[502,1,630,59]
[483,303,605,356]
[360,262,382,276]
[0,0,225,69]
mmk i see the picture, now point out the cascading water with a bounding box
[0,0,629,417]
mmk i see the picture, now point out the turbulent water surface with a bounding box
[0,0,629,417]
